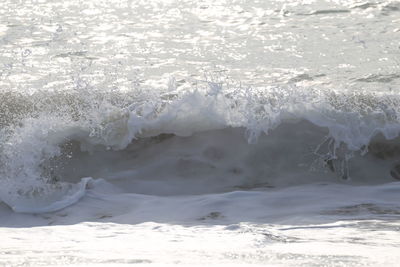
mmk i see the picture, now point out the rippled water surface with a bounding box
[1,0,400,266]
[1,0,399,91]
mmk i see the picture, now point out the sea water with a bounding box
[1,0,400,266]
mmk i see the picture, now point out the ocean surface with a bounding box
[1,0,400,266]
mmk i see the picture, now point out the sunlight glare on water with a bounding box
[1,0,400,266]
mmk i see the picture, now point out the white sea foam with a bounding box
[1,0,400,265]
[1,84,400,212]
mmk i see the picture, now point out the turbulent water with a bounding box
[1,0,400,266]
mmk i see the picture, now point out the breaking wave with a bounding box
[1,80,400,213]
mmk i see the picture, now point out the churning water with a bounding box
[1,0,400,266]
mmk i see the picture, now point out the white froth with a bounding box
[1,0,400,265]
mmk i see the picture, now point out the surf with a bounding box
[1,82,400,213]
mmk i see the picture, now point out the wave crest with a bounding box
[1,82,400,212]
